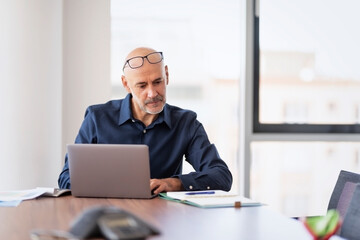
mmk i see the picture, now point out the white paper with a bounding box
[166,190,261,208]
[167,190,236,199]
[0,188,47,201]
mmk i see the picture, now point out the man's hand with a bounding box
[150,177,184,195]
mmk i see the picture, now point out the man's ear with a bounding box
[165,65,169,85]
[121,75,131,93]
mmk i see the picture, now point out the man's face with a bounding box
[122,59,169,116]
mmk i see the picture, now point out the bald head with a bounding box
[123,47,165,74]
[125,47,157,61]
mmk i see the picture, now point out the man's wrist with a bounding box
[169,177,184,191]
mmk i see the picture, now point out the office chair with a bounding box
[301,170,360,239]
[327,170,360,221]
[339,183,360,240]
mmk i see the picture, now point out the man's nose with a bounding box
[147,86,157,98]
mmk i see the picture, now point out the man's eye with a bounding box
[138,85,146,89]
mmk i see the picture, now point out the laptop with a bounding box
[67,144,154,199]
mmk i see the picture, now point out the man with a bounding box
[58,47,232,194]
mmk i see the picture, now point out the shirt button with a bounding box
[189,185,193,190]
[207,186,210,190]
[143,129,146,134]
[132,119,135,123]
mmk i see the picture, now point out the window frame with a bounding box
[253,1,360,134]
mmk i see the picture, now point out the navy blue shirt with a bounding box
[58,94,232,191]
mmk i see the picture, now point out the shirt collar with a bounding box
[118,93,172,129]
[118,93,133,125]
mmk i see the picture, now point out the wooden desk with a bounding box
[0,196,311,240]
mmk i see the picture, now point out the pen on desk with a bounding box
[185,191,215,195]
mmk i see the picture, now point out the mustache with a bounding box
[145,96,163,104]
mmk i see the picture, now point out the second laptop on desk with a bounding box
[67,144,155,199]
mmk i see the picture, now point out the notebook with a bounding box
[159,190,261,208]
[67,144,154,199]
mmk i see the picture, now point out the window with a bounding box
[111,0,242,191]
[254,0,360,133]
[250,0,360,217]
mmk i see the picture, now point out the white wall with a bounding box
[62,0,111,156]
[0,0,63,190]
[0,0,110,191]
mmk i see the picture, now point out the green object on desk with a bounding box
[303,209,341,239]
